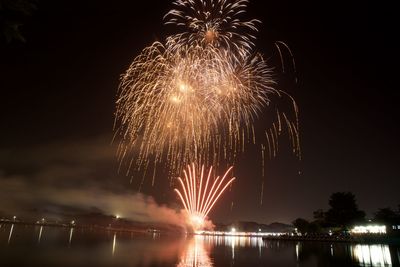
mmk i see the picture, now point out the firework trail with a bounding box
[175,164,235,230]
[115,0,300,182]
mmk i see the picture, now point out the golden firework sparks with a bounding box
[164,0,260,55]
[115,0,300,185]
[175,164,235,230]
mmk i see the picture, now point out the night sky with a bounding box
[0,0,398,224]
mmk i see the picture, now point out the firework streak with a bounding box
[175,164,235,229]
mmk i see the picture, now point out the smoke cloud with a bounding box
[0,136,187,227]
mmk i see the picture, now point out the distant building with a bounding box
[390,225,400,232]
[350,225,386,234]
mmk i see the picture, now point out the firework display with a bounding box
[164,0,260,55]
[175,164,235,229]
[115,0,300,176]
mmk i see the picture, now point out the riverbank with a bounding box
[0,221,151,234]
[262,235,400,244]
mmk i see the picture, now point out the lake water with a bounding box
[1,224,399,267]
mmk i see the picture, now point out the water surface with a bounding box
[1,224,399,267]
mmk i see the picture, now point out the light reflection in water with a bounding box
[7,224,14,244]
[68,227,74,246]
[199,235,264,248]
[177,235,266,266]
[351,244,392,267]
[397,249,400,263]
[2,226,399,267]
[178,236,213,267]
[112,233,116,256]
[37,226,43,244]
[152,232,160,240]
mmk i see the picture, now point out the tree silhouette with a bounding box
[313,209,325,222]
[292,218,310,234]
[374,207,400,225]
[0,0,37,43]
[325,192,365,227]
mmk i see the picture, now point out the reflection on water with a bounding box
[296,240,398,267]
[351,244,392,266]
[112,233,116,256]
[398,249,400,264]
[177,235,268,266]
[200,235,264,248]
[198,235,266,261]
[178,236,213,267]
[398,250,400,263]
[7,224,14,244]
[37,226,43,244]
[1,224,399,267]
[68,227,74,246]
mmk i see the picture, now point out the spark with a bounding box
[115,0,300,182]
[175,164,235,230]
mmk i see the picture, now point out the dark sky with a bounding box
[0,0,399,224]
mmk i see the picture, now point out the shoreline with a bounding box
[0,221,150,234]
[261,235,400,245]
[2,221,399,244]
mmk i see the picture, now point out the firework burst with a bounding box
[115,41,280,174]
[165,0,260,55]
[115,0,300,184]
[175,164,235,230]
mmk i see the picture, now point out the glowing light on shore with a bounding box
[351,225,386,234]
[194,230,284,237]
[175,164,235,230]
